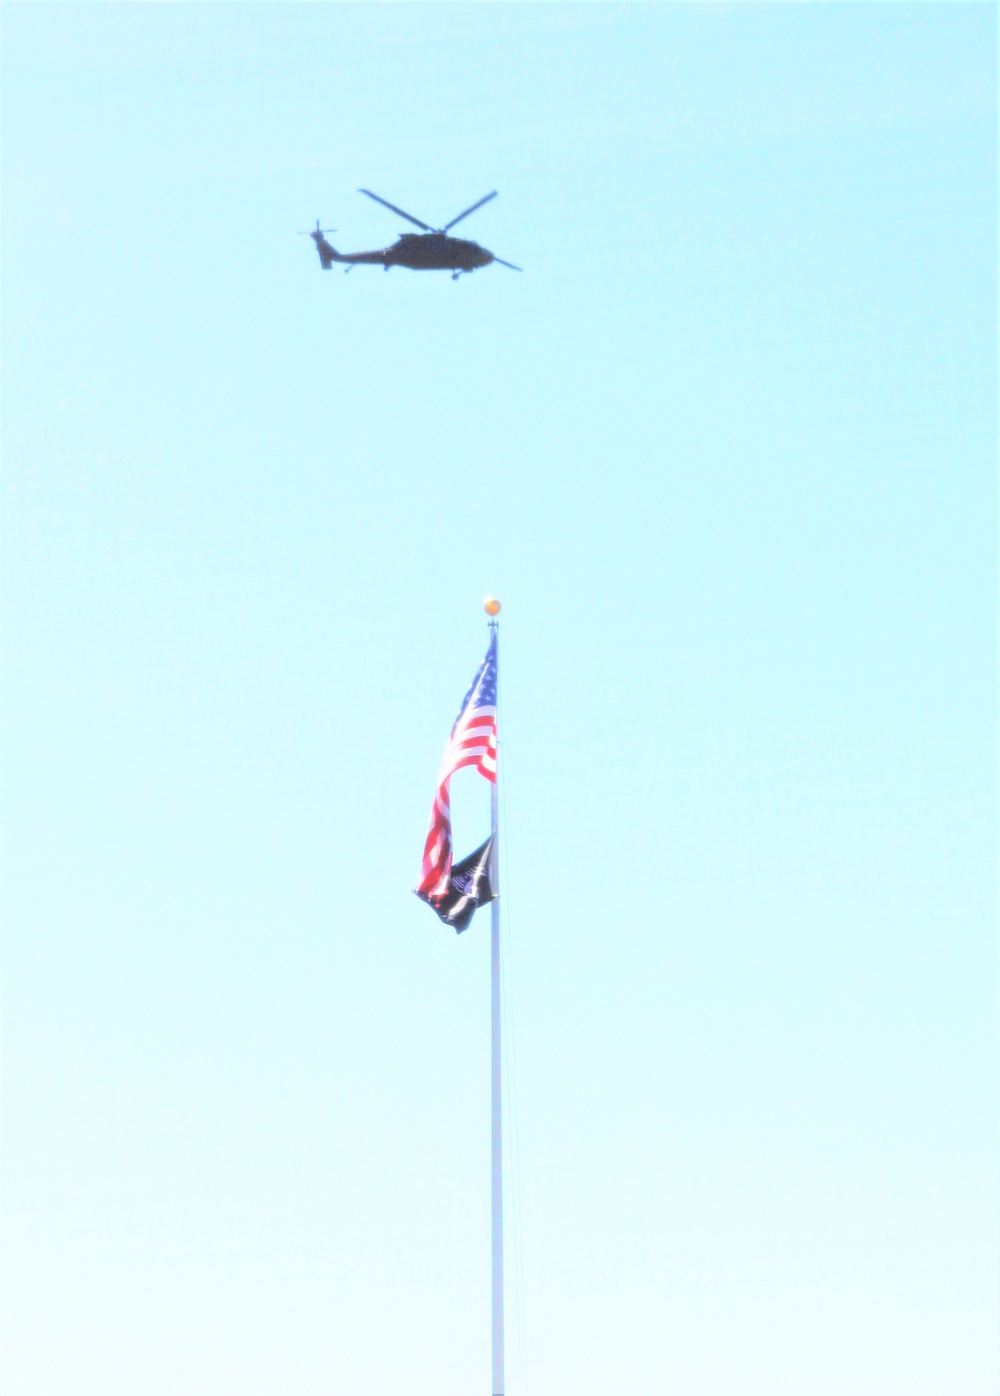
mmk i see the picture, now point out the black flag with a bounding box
[416,835,496,933]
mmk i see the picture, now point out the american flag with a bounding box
[416,634,497,905]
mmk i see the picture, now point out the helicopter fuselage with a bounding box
[306,190,520,278]
[313,229,494,274]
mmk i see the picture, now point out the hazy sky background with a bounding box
[2,4,996,1394]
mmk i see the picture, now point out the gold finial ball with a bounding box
[483,597,501,616]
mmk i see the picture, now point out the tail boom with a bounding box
[311,231,388,270]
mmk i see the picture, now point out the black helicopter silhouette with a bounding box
[303,189,521,281]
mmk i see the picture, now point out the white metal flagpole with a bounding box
[485,598,504,1396]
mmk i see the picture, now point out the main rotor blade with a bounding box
[493,257,522,272]
[443,190,497,231]
[357,189,432,231]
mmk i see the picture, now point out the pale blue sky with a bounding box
[2,5,996,1394]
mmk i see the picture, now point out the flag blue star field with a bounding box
[416,635,497,906]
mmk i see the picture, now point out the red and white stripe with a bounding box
[416,703,496,903]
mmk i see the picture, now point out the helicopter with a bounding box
[302,189,521,281]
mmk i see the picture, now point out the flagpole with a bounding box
[485,598,504,1396]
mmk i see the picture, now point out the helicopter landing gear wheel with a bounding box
[451,270,462,281]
